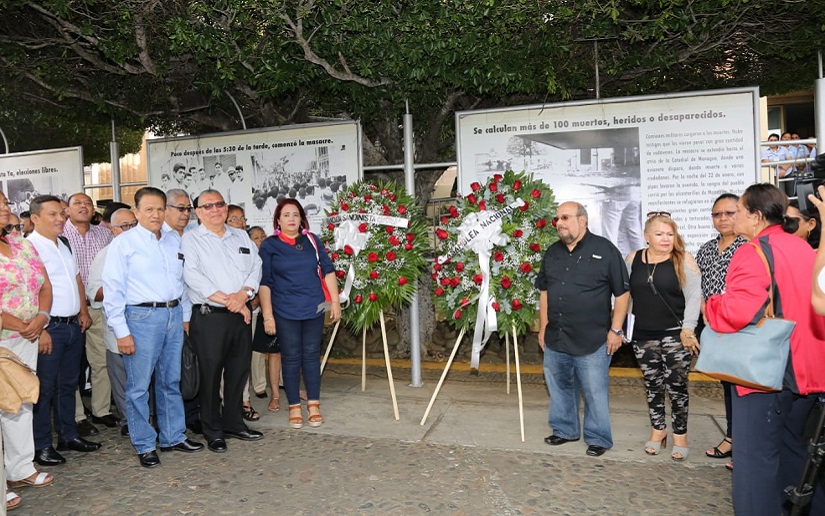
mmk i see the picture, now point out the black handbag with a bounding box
[252,314,280,354]
[180,333,200,401]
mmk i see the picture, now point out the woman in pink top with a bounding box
[706,183,825,515]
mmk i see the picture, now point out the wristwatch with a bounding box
[610,328,625,338]
[244,288,255,300]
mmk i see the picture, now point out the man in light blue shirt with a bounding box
[103,187,203,468]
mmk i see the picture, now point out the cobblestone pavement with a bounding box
[15,371,734,515]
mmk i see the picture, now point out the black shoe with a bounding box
[586,445,608,457]
[138,451,161,468]
[160,439,204,453]
[255,391,268,399]
[91,414,119,428]
[224,428,264,441]
[544,435,580,446]
[207,439,227,453]
[120,425,129,437]
[76,419,99,437]
[57,437,102,452]
[34,446,66,466]
[186,421,203,435]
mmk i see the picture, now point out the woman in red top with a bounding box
[706,183,825,515]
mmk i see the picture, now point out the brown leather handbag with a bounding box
[0,346,40,413]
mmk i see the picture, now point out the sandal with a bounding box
[725,460,733,471]
[644,435,667,456]
[307,401,323,428]
[6,491,21,511]
[671,433,689,461]
[242,403,260,422]
[705,437,732,458]
[7,471,53,489]
[288,404,303,429]
[268,396,281,412]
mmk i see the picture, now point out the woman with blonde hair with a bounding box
[625,212,701,461]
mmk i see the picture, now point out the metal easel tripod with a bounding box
[785,395,825,515]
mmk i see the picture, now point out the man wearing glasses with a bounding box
[103,187,203,468]
[182,189,263,453]
[85,208,138,438]
[535,201,630,458]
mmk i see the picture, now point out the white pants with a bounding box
[0,336,38,482]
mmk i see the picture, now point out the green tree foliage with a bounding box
[0,0,822,174]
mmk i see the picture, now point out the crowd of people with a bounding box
[0,187,339,511]
[536,185,825,515]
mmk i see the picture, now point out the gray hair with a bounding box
[165,188,190,203]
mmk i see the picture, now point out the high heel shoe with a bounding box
[268,396,280,412]
[671,433,689,461]
[705,437,732,458]
[307,401,323,428]
[644,433,668,455]
[288,404,303,429]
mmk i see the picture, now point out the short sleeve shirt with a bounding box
[695,235,746,299]
[0,234,46,339]
[535,231,629,355]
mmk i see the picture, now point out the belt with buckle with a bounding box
[193,304,231,315]
[133,300,180,309]
[51,314,79,324]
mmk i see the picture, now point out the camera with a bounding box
[795,153,825,217]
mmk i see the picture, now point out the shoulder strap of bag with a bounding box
[305,232,331,302]
[749,237,780,319]
[644,249,683,327]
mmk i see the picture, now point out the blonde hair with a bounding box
[644,215,686,287]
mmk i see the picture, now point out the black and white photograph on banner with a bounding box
[147,121,361,230]
[0,147,84,211]
[456,88,761,251]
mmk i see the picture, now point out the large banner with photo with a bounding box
[146,121,362,231]
[0,147,84,212]
[456,88,761,254]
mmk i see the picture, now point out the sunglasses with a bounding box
[3,223,23,232]
[711,210,736,219]
[112,221,138,230]
[198,201,227,211]
[168,204,193,213]
[227,216,247,224]
[646,211,671,218]
[551,214,579,227]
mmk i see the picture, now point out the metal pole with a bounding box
[404,100,423,388]
[225,90,247,130]
[0,126,8,154]
[817,52,825,156]
[594,40,600,100]
[110,119,121,202]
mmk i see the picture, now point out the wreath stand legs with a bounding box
[511,327,525,443]
[379,311,400,420]
[319,319,342,375]
[420,327,465,426]
[505,333,511,395]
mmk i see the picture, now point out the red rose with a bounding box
[344,245,354,255]
[369,270,379,280]
[364,195,373,202]
[369,292,378,302]
[491,301,500,312]
[436,228,449,240]
[431,272,438,280]
[398,205,407,215]
[398,277,408,286]
[511,299,523,310]
[460,297,469,306]
[536,218,547,229]
[455,262,465,272]
[369,184,377,191]
[385,226,394,234]
[336,270,345,279]
[406,233,415,242]
[389,235,401,246]
[389,194,397,201]
[434,263,443,271]
[440,216,449,225]
[450,277,461,287]
[493,173,503,182]
[367,252,379,262]
[358,209,366,214]
[513,180,522,191]
[327,223,335,231]
[473,274,483,285]
[405,243,413,250]
[513,229,523,238]
[386,251,396,261]
[454,309,463,319]
[493,251,504,262]
[467,194,477,205]
[488,182,498,192]
[530,242,541,252]
[496,193,505,204]
[328,211,339,217]
[341,201,350,211]
[358,223,368,233]
[348,192,355,198]
[470,182,481,192]
[530,189,541,199]
[382,204,391,214]
[448,206,459,218]
[501,275,512,289]
[520,263,532,274]
[519,201,530,212]
[440,277,451,286]
[355,295,363,304]
[331,252,340,260]
[478,200,487,210]
[380,188,389,196]
[435,287,445,296]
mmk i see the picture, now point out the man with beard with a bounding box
[535,201,630,458]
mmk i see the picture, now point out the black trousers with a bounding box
[189,309,252,440]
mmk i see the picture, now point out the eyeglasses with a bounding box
[646,211,671,218]
[198,201,227,211]
[3,224,23,232]
[227,216,247,223]
[551,214,579,227]
[711,210,736,219]
[112,221,138,230]
[167,204,193,213]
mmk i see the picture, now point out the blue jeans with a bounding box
[33,320,84,450]
[122,305,186,454]
[543,343,613,448]
[275,314,323,405]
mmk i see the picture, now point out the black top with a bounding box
[535,230,629,355]
[629,250,684,341]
